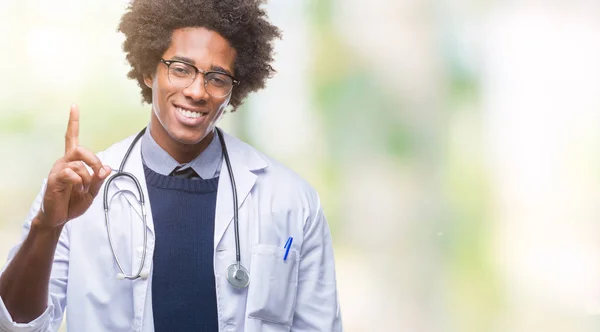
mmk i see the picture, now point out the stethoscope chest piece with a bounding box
[227,263,250,289]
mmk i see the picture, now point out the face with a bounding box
[144,27,237,161]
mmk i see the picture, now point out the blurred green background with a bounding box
[2,0,600,331]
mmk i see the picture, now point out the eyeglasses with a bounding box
[160,58,239,98]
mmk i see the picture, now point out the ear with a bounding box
[143,75,153,88]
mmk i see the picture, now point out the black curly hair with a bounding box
[118,0,281,111]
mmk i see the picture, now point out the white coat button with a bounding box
[132,318,141,330]
[224,323,235,331]
[136,246,144,258]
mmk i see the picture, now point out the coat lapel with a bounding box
[107,133,155,236]
[213,130,268,250]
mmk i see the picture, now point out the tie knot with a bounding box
[169,166,201,179]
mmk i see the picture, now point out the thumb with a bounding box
[88,165,112,197]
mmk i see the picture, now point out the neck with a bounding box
[149,116,214,164]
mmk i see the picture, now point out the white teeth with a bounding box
[177,107,203,119]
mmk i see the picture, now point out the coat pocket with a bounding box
[246,244,299,326]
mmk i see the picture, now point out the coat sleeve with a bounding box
[0,180,69,332]
[291,193,343,331]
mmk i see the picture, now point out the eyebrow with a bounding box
[169,55,234,77]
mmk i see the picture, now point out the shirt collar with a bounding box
[140,126,222,179]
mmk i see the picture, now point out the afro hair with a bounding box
[118,0,281,111]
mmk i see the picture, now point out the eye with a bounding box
[206,73,231,87]
[170,64,192,77]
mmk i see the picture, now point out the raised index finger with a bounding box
[65,104,79,154]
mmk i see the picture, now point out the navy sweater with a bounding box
[144,164,219,331]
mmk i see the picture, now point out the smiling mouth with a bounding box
[176,106,208,119]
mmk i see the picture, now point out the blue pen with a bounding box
[283,237,293,261]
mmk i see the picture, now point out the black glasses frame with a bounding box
[160,58,240,90]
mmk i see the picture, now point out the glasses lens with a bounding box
[205,72,234,98]
[167,62,195,88]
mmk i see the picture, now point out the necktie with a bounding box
[169,166,201,179]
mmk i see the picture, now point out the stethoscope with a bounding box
[103,127,250,289]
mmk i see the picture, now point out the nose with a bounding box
[182,75,209,102]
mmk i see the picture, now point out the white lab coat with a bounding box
[0,130,343,332]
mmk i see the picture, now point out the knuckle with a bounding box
[66,162,78,171]
[58,168,70,179]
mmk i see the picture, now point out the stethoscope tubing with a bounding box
[102,127,244,283]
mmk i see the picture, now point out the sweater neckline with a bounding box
[143,164,219,193]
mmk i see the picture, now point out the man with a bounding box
[0,0,343,331]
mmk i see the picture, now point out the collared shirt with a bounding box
[140,126,222,179]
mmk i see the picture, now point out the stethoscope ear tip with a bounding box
[140,271,149,279]
[116,273,126,280]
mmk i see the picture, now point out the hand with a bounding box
[38,104,111,228]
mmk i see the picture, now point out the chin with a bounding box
[170,127,211,145]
